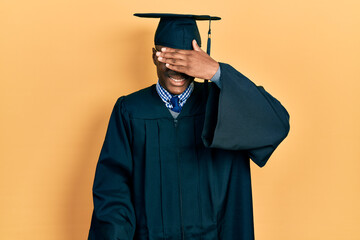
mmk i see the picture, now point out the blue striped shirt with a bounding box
[156,81,194,111]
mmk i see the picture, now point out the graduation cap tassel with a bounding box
[206,18,211,56]
[204,18,212,99]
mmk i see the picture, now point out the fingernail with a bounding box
[156,52,160,56]
[161,47,166,52]
[165,63,170,67]
[158,56,163,61]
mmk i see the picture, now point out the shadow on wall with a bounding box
[61,28,154,239]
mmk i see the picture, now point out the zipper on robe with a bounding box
[156,121,166,239]
[174,118,185,240]
[194,117,203,239]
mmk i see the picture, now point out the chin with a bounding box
[168,88,186,95]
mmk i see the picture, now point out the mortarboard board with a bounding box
[134,13,221,56]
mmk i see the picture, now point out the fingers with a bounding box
[156,50,188,66]
[158,56,186,66]
[156,51,187,61]
[164,63,186,73]
[159,47,187,54]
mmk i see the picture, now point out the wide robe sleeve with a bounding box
[202,63,290,167]
[88,97,136,240]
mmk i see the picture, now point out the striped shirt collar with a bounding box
[156,81,194,110]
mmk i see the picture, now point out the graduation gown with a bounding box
[88,63,290,240]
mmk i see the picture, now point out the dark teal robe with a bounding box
[88,63,290,240]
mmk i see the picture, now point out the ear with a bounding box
[152,48,157,65]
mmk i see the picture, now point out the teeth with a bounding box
[170,76,185,82]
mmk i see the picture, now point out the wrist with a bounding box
[206,61,220,80]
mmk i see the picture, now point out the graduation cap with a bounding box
[134,13,221,56]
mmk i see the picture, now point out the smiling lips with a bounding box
[167,71,188,82]
[169,76,185,82]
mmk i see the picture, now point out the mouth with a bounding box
[167,71,189,83]
[169,76,186,82]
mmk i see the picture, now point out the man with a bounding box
[88,13,289,240]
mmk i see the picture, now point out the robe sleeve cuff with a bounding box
[210,65,221,88]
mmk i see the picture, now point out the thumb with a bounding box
[192,39,201,51]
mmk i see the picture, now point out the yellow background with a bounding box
[1,0,359,239]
